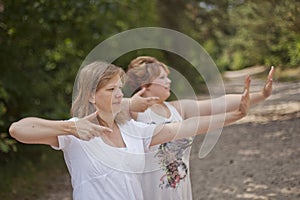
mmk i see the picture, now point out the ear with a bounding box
[89,93,96,104]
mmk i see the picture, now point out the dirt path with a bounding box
[190,76,300,200]
[39,74,300,200]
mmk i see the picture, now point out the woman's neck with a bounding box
[150,102,171,118]
[97,111,116,128]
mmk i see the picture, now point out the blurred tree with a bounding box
[0,0,158,155]
[224,0,300,69]
[159,0,300,70]
[156,0,208,91]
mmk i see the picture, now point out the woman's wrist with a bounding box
[62,120,77,136]
[225,110,245,125]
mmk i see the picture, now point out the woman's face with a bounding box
[93,74,124,115]
[146,67,171,101]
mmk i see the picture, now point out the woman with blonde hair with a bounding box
[9,61,251,200]
[126,56,274,200]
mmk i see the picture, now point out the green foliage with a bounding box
[223,0,300,69]
[0,0,158,154]
[175,0,300,70]
[0,83,14,154]
[0,132,17,153]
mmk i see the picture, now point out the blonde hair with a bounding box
[71,61,125,118]
[126,56,169,94]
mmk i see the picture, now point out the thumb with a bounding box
[135,87,146,96]
[244,75,251,91]
[242,88,248,97]
[84,111,98,121]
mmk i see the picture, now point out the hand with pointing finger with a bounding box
[130,87,160,112]
[74,111,112,141]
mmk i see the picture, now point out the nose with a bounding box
[166,77,171,84]
[115,88,123,98]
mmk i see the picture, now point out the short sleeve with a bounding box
[51,135,70,150]
[51,117,79,150]
[120,120,156,151]
[135,121,156,151]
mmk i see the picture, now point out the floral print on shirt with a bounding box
[155,136,193,189]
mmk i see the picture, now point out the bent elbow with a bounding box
[9,122,19,140]
[9,121,26,142]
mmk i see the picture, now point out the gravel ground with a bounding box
[191,77,300,200]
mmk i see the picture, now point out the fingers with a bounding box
[134,87,146,96]
[240,88,250,115]
[244,75,251,92]
[245,76,250,98]
[240,76,251,116]
[93,124,112,136]
[82,124,112,140]
[145,96,160,104]
[265,77,272,88]
[268,66,274,80]
[241,89,247,106]
[242,88,248,97]
[135,88,160,102]
[76,125,112,141]
[262,66,274,98]
[130,87,160,112]
[75,112,113,141]
[266,67,274,85]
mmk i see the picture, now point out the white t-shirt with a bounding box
[137,102,194,200]
[53,119,155,200]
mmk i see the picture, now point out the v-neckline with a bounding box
[100,123,127,149]
[149,102,172,120]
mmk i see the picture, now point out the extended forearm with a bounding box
[175,111,244,140]
[184,92,265,118]
[221,92,265,113]
[152,110,244,145]
[9,117,76,144]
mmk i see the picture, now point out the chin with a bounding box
[112,106,122,115]
[162,93,170,101]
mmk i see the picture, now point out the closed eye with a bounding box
[107,86,123,91]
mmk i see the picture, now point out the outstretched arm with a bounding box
[151,76,251,146]
[9,112,112,146]
[172,66,274,119]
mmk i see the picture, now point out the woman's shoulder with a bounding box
[119,119,155,138]
[165,101,183,119]
[120,119,152,129]
[68,117,79,121]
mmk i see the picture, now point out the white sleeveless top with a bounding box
[53,119,155,200]
[137,102,194,200]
